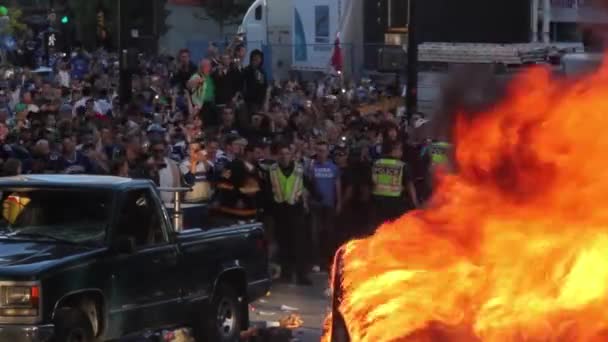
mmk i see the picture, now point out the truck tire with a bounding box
[200,284,244,342]
[53,307,95,342]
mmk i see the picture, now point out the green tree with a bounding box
[3,7,28,39]
[0,7,27,39]
[198,0,254,36]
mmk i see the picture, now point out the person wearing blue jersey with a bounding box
[50,137,93,174]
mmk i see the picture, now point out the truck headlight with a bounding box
[0,285,40,317]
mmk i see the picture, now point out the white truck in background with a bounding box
[240,0,292,80]
[240,0,354,80]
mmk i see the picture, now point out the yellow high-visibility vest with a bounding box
[429,142,451,167]
[269,163,304,205]
[372,158,405,197]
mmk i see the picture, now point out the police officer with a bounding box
[420,139,452,193]
[269,143,313,285]
[427,140,452,171]
[372,141,419,226]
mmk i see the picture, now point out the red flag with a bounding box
[331,35,343,73]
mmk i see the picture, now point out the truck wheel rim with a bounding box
[217,298,236,337]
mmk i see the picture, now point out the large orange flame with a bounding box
[324,59,608,341]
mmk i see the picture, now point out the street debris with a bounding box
[279,314,304,329]
[280,304,299,312]
[243,314,304,341]
[161,328,194,342]
[241,326,297,342]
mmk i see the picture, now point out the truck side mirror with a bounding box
[112,236,136,254]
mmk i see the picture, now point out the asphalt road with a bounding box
[249,272,330,342]
[119,272,330,341]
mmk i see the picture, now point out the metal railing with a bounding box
[158,187,192,232]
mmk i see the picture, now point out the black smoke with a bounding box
[416,0,531,44]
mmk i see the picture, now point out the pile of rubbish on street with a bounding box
[124,291,308,342]
[241,323,298,341]
[120,328,196,342]
[161,328,195,342]
[123,313,304,341]
[243,293,306,342]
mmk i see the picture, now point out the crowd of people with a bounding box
[0,40,451,285]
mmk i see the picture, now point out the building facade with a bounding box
[543,0,608,46]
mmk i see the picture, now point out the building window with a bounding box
[315,5,330,43]
[255,5,262,21]
[388,0,409,29]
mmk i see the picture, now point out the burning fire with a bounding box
[324,59,608,341]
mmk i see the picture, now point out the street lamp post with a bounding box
[118,0,133,105]
[406,0,418,123]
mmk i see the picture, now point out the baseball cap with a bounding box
[225,133,247,146]
[147,124,167,134]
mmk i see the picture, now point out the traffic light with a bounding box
[61,15,69,24]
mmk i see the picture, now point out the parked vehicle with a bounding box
[0,175,270,342]
[240,0,354,78]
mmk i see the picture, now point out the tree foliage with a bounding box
[3,7,28,38]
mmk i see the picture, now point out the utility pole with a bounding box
[118,0,133,106]
[406,0,418,123]
[531,0,539,42]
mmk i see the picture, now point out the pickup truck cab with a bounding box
[0,175,270,342]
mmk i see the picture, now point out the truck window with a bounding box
[0,188,111,244]
[116,189,167,247]
[315,5,330,44]
[255,5,262,20]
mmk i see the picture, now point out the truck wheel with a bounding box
[201,284,244,342]
[53,307,95,342]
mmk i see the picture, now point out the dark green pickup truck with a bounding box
[0,175,270,342]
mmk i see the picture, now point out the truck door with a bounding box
[243,0,265,64]
[106,188,183,337]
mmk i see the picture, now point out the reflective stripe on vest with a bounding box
[269,164,304,205]
[430,142,451,166]
[372,158,405,197]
